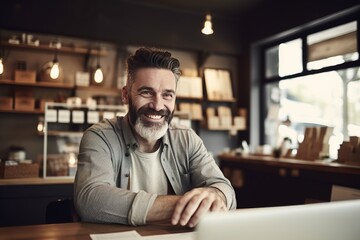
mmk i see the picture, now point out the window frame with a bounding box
[250,5,360,147]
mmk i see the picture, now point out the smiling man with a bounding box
[74,47,236,228]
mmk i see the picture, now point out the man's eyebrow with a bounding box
[137,86,154,92]
[164,89,176,94]
[136,86,175,94]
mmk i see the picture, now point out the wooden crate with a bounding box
[14,97,35,111]
[14,70,36,83]
[0,97,13,110]
[0,163,39,179]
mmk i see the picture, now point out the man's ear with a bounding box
[122,86,129,104]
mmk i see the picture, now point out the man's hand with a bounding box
[171,187,227,228]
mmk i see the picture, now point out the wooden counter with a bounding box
[219,154,360,176]
[0,177,74,227]
[218,154,360,208]
[0,177,74,186]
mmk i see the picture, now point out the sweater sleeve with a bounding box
[74,127,156,225]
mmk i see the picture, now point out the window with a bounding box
[265,39,303,78]
[252,6,360,160]
[307,21,358,70]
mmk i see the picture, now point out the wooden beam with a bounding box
[308,31,357,62]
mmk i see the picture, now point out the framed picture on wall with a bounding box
[203,68,234,101]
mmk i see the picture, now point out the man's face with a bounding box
[123,68,177,142]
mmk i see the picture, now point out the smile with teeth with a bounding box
[145,114,163,120]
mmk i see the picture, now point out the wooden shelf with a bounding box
[0,109,44,114]
[0,79,74,89]
[202,118,246,132]
[75,85,121,94]
[207,98,236,103]
[0,41,108,56]
[46,130,84,137]
[207,126,246,131]
[176,96,203,101]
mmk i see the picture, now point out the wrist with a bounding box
[209,187,227,208]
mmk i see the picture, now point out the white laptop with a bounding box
[196,200,360,240]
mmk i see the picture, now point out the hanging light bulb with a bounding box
[0,58,3,75]
[201,14,214,35]
[94,64,103,83]
[94,47,103,83]
[50,52,59,79]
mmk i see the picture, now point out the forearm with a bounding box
[146,195,181,223]
[75,183,134,224]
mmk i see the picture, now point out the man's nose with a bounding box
[149,95,165,111]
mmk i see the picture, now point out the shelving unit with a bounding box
[0,79,75,114]
[42,102,127,178]
[201,68,246,133]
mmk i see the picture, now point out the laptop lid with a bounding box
[196,200,360,240]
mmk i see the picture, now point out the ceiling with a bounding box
[128,0,269,17]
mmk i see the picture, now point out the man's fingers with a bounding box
[171,187,227,227]
[187,198,213,227]
[178,192,209,226]
[171,190,200,225]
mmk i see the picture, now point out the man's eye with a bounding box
[140,91,153,97]
[163,92,174,99]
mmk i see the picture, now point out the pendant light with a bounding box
[0,48,4,75]
[94,47,103,84]
[49,39,61,80]
[201,14,214,35]
[50,50,59,79]
[0,58,3,75]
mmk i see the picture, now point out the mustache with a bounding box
[138,107,171,117]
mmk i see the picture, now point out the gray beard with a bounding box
[134,118,169,142]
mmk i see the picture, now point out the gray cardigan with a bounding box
[74,115,236,225]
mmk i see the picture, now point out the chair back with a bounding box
[46,198,80,224]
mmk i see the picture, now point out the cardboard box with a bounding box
[14,70,36,83]
[0,163,39,179]
[39,98,54,111]
[0,97,13,110]
[14,97,35,111]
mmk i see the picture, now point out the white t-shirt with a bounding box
[130,147,168,195]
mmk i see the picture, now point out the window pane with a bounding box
[265,39,303,78]
[307,21,358,70]
[264,67,360,159]
[265,46,279,78]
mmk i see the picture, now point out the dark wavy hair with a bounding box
[126,47,181,88]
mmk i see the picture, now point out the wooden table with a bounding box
[218,154,360,208]
[0,222,193,240]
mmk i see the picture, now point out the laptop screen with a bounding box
[196,200,360,240]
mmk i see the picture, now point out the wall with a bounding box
[0,0,244,55]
